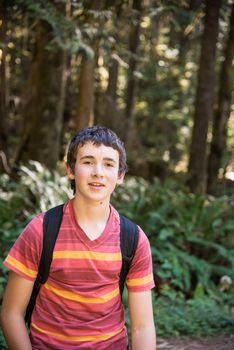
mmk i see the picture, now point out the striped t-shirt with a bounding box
[4,200,155,350]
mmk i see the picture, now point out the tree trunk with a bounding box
[187,0,221,194]
[125,0,142,142]
[96,7,122,132]
[105,1,125,106]
[207,3,234,193]
[74,0,110,131]
[75,54,95,130]
[15,15,67,169]
[176,0,203,111]
[107,55,119,104]
[0,1,8,156]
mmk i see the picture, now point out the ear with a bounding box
[117,172,125,185]
[66,164,75,180]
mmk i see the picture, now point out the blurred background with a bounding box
[0,0,234,346]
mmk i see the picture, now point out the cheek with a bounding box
[75,167,88,180]
[108,171,120,184]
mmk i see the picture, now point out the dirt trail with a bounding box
[157,334,234,350]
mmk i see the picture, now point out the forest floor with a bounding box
[157,334,234,350]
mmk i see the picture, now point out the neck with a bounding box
[71,196,111,240]
[72,195,110,223]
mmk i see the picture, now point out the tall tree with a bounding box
[75,52,95,130]
[107,54,119,105]
[207,3,234,193]
[74,0,107,130]
[94,2,125,133]
[187,0,222,194]
[15,2,68,169]
[0,1,8,156]
[125,0,142,143]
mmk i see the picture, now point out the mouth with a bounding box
[88,182,105,188]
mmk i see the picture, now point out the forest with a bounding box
[0,0,234,348]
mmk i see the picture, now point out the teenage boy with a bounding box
[1,126,156,350]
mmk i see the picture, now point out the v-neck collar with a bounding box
[68,199,113,248]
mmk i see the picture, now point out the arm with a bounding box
[128,290,156,350]
[1,271,34,350]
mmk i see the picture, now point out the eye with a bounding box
[105,163,114,168]
[83,161,92,165]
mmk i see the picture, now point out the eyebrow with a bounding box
[80,155,117,163]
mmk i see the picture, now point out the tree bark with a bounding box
[74,0,107,130]
[125,0,142,142]
[75,54,95,130]
[15,10,67,169]
[75,1,127,132]
[97,5,122,132]
[107,55,119,104]
[176,0,203,111]
[187,0,222,194]
[207,3,234,193]
[0,1,8,155]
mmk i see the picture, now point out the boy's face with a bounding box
[67,142,124,205]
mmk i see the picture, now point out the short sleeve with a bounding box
[126,227,155,292]
[3,214,44,281]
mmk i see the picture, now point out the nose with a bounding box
[92,163,104,177]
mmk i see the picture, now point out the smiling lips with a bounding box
[88,182,105,188]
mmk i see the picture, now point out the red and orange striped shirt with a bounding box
[4,200,155,349]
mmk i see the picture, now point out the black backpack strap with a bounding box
[25,204,64,327]
[119,214,139,297]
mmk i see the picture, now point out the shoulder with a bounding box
[137,226,151,248]
[7,210,46,259]
[3,212,45,280]
[21,212,45,240]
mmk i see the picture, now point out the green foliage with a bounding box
[112,177,234,295]
[10,0,90,54]
[112,176,234,337]
[155,292,234,337]
[0,333,7,350]
[4,0,233,180]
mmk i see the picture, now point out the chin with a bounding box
[85,194,108,202]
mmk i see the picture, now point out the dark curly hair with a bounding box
[67,126,128,193]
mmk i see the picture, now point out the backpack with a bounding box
[25,204,139,327]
